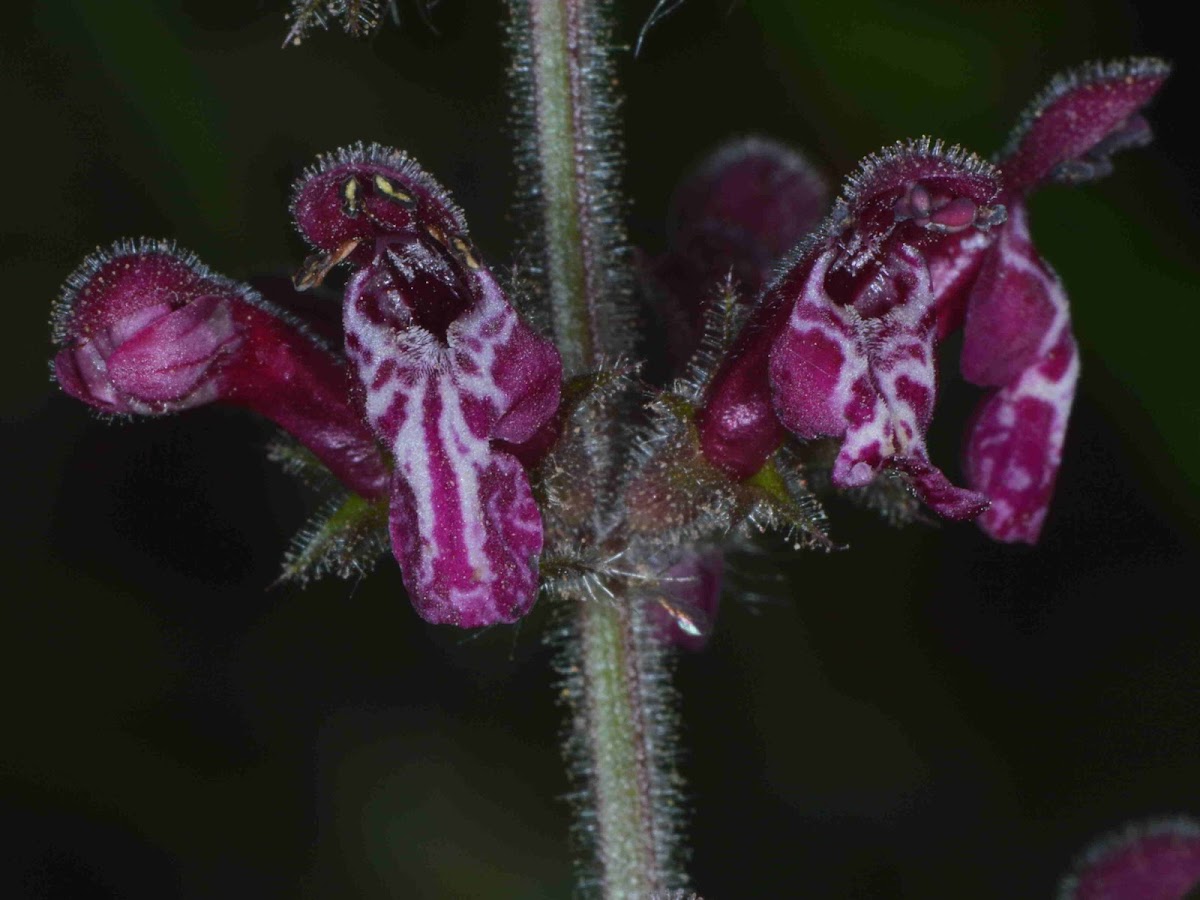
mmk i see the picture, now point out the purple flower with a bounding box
[957,58,1169,542]
[697,139,1005,518]
[52,239,389,500]
[1059,817,1200,900]
[291,144,563,627]
[694,58,1168,542]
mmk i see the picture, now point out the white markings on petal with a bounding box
[343,249,552,625]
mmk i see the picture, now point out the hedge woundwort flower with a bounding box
[959,58,1170,541]
[290,144,563,626]
[694,58,1169,543]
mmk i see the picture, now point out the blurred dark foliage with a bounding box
[3,0,1198,897]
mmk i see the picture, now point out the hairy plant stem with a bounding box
[527,0,595,374]
[511,0,685,895]
[573,599,670,897]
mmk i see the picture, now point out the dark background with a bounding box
[3,1,1198,897]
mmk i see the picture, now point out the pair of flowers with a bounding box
[54,147,562,628]
[51,58,1167,629]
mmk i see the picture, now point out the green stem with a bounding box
[508,1,685,896]
[528,0,595,373]
[575,599,665,898]
[512,0,630,376]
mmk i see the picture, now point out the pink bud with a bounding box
[649,137,830,369]
[52,240,388,499]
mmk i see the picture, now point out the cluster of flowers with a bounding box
[52,57,1166,632]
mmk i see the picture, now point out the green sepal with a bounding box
[278,491,389,585]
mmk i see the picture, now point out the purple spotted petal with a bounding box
[344,237,561,627]
[962,213,1078,543]
[52,240,388,499]
[1060,818,1200,900]
[999,58,1170,193]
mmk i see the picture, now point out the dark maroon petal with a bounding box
[52,239,389,499]
[999,57,1170,193]
[667,136,829,297]
[650,550,723,652]
[649,137,829,370]
[344,246,561,626]
[1059,817,1200,900]
[961,202,1058,387]
[290,143,468,268]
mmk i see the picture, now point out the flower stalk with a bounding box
[511,0,684,894]
[512,0,631,375]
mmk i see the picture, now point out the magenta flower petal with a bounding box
[1060,817,1200,900]
[344,255,560,626]
[963,326,1078,544]
[960,203,1058,387]
[1000,58,1170,193]
[52,240,388,499]
[962,210,1078,543]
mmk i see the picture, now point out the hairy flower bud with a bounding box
[292,145,563,626]
[650,137,829,369]
[52,239,389,499]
